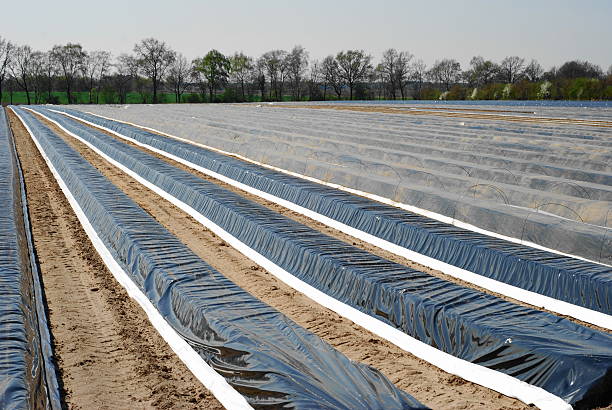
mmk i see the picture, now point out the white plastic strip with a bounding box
[13,108,252,410]
[38,109,571,410]
[54,109,612,330]
[76,109,611,268]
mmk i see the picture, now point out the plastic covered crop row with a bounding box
[50,107,612,314]
[64,104,612,261]
[14,106,426,409]
[0,108,60,409]
[38,106,612,408]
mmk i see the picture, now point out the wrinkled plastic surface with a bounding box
[0,109,61,409]
[50,106,612,315]
[65,104,612,263]
[36,106,612,408]
[15,107,427,409]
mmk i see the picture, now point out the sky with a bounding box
[2,0,611,70]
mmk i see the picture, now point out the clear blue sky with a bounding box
[3,0,611,70]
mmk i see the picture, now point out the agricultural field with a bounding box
[1,101,611,410]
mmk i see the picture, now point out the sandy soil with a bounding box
[37,111,533,409]
[8,109,222,410]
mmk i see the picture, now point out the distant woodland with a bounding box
[1,36,610,104]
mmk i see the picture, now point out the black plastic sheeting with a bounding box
[50,107,612,315]
[0,108,61,409]
[14,107,427,409]
[34,107,612,408]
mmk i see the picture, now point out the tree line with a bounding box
[1,36,610,105]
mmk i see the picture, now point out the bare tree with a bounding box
[229,52,253,102]
[380,49,398,99]
[254,57,267,101]
[30,51,48,103]
[111,54,138,104]
[166,53,191,103]
[42,52,57,101]
[0,37,13,104]
[336,50,372,100]
[427,59,461,91]
[286,45,309,100]
[5,76,17,105]
[395,51,413,99]
[365,68,378,100]
[10,45,35,104]
[306,60,322,100]
[523,59,543,82]
[379,48,413,99]
[96,52,112,103]
[322,55,342,99]
[82,50,111,103]
[410,59,427,99]
[499,56,525,83]
[374,64,386,99]
[81,51,95,103]
[133,38,175,103]
[277,54,289,100]
[260,50,288,101]
[542,66,558,82]
[51,43,86,103]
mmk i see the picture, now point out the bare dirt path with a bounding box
[8,109,222,410]
[42,112,530,409]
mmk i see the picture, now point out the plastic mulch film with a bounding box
[0,108,61,409]
[60,104,612,263]
[48,107,612,315]
[14,107,426,409]
[34,107,612,408]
